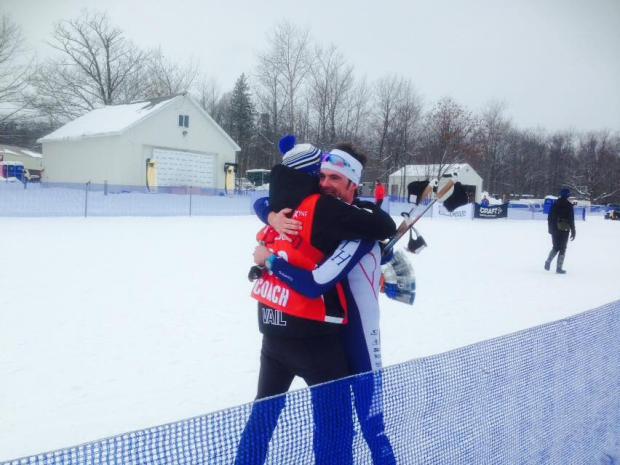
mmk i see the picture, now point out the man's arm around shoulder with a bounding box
[316,195,396,241]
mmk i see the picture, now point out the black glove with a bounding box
[570,231,576,241]
[248,265,264,282]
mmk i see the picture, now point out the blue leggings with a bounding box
[342,301,396,465]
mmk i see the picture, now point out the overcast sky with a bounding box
[4,0,620,132]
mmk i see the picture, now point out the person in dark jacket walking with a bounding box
[545,188,576,274]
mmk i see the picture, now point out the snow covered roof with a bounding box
[0,144,43,159]
[37,93,240,151]
[390,163,475,178]
[39,95,176,142]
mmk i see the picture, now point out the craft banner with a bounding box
[475,203,508,219]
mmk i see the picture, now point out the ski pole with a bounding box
[382,180,455,258]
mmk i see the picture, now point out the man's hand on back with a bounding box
[268,208,302,240]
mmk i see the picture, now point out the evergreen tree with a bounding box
[229,73,256,173]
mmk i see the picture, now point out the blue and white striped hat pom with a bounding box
[279,135,322,175]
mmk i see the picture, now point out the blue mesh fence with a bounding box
[1,182,593,221]
[2,300,619,465]
[0,182,266,217]
[0,182,391,218]
[507,203,588,221]
[387,199,589,221]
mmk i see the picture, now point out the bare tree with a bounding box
[273,22,310,134]
[546,131,575,194]
[418,97,475,179]
[144,48,199,97]
[474,101,512,194]
[390,79,422,167]
[608,134,620,203]
[366,75,423,189]
[254,45,286,160]
[340,77,371,144]
[504,128,548,197]
[0,13,32,122]
[194,75,221,116]
[254,21,310,145]
[307,44,354,146]
[373,75,403,163]
[28,11,151,123]
[296,95,312,143]
[570,131,620,203]
[193,74,234,133]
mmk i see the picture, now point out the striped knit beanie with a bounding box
[279,134,322,176]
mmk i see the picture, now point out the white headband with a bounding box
[321,149,363,185]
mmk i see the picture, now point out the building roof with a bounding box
[389,163,481,180]
[39,96,175,142]
[37,94,240,151]
[0,144,43,159]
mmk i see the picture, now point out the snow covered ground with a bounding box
[1,215,618,460]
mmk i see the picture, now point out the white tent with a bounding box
[388,163,483,203]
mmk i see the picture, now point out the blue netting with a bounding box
[0,182,265,217]
[1,183,593,221]
[0,183,393,218]
[2,300,619,465]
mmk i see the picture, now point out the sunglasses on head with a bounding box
[322,153,355,171]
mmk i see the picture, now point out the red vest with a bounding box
[250,194,348,324]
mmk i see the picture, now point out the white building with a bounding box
[0,144,44,176]
[388,163,483,203]
[38,93,240,189]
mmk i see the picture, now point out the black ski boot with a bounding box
[545,249,558,271]
[556,253,566,274]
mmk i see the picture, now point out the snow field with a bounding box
[0,215,618,460]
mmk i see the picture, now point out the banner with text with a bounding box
[433,202,473,219]
[475,203,508,219]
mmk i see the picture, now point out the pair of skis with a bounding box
[381,177,469,259]
[379,175,468,305]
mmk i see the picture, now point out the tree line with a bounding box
[1,11,618,203]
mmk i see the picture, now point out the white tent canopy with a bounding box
[388,163,483,203]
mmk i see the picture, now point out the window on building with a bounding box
[178,114,189,128]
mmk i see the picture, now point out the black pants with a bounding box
[235,334,353,465]
[375,199,384,208]
[551,230,569,254]
[257,333,349,398]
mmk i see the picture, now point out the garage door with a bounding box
[152,148,216,187]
